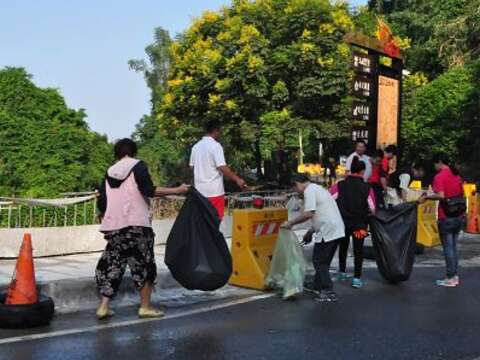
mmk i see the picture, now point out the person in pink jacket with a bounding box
[95,138,189,320]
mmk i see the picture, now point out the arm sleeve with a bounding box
[133,161,156,198]
[399,174,411,190]
[97,178,107,215]
[345,154,353,171]
[214,144,227,167]
[189,148,194,167]
[303,187,316,212]
[368,188,376,214]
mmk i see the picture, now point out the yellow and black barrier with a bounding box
[229,208,287,290]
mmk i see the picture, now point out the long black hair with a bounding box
[432,153,460,176]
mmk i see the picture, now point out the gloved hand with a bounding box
[353,229,368,240]
[302,230,314,245]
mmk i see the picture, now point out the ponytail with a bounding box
[451,164,460,176]
[351,156,366,174]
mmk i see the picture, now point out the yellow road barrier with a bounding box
[229,208,288,290]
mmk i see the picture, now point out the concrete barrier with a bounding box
[0,217,235,258]
[0,219,175,258]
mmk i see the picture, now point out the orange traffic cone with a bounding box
[466,193,480,234]
[5,233,38,305]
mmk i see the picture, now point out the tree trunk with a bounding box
[255,140,264,180]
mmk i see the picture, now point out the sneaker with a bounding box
[96,307,115,320]
[435,278,457,287]
[336,272,351,281]
[138,307,165,318]
[314,291,337,303]
[452,275,460,286]
[303,281,320,295]
[352,278,364,289]
[326,291,338,302]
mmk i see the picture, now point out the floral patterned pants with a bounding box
[95,226,157,298]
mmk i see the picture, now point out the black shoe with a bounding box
[314,291,337,303]
[303,282,320,295]
[326,291,338,302]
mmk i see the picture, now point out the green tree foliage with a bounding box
[366,0,480,77]
[137,0,354,178]
[129,28,183,183]
[402,61,480,179]
[458,60,480,179]
[361,1,480,180]
[0,67,112,197]
[129,27,173,112]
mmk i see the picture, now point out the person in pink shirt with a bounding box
[419,154,465,287]
[95,138,189,319]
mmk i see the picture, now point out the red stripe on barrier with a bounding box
[260,223,270,236]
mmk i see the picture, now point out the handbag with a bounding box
[441,196,466,218]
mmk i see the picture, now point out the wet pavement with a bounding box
[2,234,480,360]
[1,265,480,360]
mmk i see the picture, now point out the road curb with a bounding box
[0,269,182,314]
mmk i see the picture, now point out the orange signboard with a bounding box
[377,75,399,148]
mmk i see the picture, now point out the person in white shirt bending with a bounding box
[282,173,345,303]
[345,140,372,182]
[190,120,247,220]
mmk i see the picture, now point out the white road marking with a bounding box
[0,293,275,345]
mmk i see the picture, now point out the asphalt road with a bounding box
[1,266,480,360]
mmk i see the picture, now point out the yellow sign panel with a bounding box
[417,201,441,247]
[377,75,399,149]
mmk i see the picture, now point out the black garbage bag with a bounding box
[165,188,232,291]
[370,203,418,284]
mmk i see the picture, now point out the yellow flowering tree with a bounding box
[135,0,356,181]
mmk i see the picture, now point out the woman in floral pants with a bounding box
[96,138,189,320]
[95,227,156,298]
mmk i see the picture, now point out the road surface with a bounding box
[1,266,480,360]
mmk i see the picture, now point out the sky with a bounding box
[0,0,367,141]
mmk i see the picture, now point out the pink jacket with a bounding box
[100,157,152,232]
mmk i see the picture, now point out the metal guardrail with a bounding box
[0,190,295,229]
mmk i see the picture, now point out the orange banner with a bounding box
[377,75,399,148]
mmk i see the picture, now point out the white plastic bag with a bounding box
[266,229,307,299]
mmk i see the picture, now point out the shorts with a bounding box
[208,195,225,220]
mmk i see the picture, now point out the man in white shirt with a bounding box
[283,173,345,303]
[346,140,372,182]
[190,120,247,220]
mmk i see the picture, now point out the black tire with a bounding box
[363,245,377,260]
[0,293,54,329]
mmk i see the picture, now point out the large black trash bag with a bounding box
[165,188,232,291]
[370,203,418,284]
